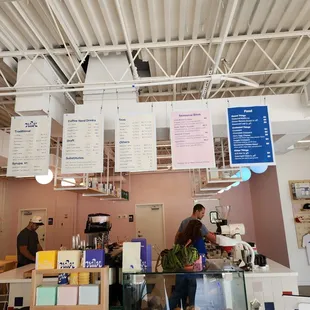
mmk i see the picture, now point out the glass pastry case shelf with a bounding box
[122,269,248,310]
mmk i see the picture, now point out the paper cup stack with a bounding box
[69,273,79,285]
[78,272,90,285]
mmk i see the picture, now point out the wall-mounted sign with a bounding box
[227,106,275,166]
[170,110,215,169]
[289,180,310,202]
[115,113,157,172]
[7,115,51,177]
[61,113,104,174]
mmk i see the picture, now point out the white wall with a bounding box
[276,149,310,285]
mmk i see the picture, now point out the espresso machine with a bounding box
[210,206,246,263]
[84,213,112,252]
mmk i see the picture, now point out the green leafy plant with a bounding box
[157,244,199,272]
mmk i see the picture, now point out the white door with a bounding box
[19,209,47,249]
[136,204,165,260]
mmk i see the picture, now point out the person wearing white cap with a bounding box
[17,216,44,268]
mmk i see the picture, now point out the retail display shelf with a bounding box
[54,186,119,198]
[30,267,109,310]
[31,306,103,310]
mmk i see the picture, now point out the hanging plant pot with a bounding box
[183,264,194,271]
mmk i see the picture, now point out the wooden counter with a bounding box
[0,260,17,273]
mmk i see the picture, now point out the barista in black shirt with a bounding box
[17,216,44,267]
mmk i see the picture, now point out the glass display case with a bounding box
[123,269,248,310]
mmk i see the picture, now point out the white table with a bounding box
[0,264,57,308]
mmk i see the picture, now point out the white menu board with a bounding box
[61,113,104,174]
[7,115,51,176]
[115,113,157,172]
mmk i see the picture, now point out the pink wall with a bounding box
[76,172,193,248]
[2,171,261,258]
[217,181,256,243]
[6,179,77,255]
[249,166,289,267]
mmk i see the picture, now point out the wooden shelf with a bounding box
[30,267,109,310]
[34,267,104,275]
[31,306,102,310]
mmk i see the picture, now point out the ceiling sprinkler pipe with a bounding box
[0,75,259,98]
[223,77,259,88]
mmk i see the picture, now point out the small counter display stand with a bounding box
[30,267,109,310]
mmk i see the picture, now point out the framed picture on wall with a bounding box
[289,180,310,202]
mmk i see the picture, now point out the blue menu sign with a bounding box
[227,106,274,166]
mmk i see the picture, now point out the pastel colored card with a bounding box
[83,249,105,268]
[132,238,147,266]
[78,285,100,305]
[57,250,81,269]
[36,286,57,306]
[57,286,78,305]
[36,251,58,270]
[122,242,141,272]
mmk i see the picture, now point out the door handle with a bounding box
[138,234,143,237]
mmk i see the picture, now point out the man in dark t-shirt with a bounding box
[17,216,44,267]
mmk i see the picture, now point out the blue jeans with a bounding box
[168,275,197,309]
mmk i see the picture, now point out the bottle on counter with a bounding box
[92,177,98,189]
[98,182,103,192]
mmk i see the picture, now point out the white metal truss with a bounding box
[1,0,310,126]
[0,38,309,98]
[1,29,310,58]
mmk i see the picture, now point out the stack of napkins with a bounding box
[57,250,81,269]
[36,251,58,270]
[83,249,105,268]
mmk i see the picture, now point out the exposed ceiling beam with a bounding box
[99,0,118,46]
[114,0,138,79]
[81,0,106,46]
[203,0,239,98]
[64,0,94,49]
[139,81,307,97]
[1,2,41,49]
[0,59,16,85]
[147,0,157,43]
[1,30,310,57]
[131,0,145,44]
[164,0,171,42]
[192,0,203,40]
[46,0,83,60]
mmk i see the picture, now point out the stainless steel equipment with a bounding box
[210,206,250,267]
[84,213,112,251]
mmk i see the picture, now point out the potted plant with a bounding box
[157,244,199,272]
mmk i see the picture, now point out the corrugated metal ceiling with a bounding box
[0,0,310,127]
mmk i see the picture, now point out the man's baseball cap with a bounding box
[30,216,44,226]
